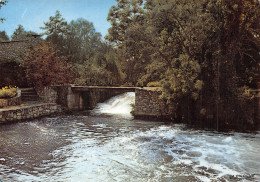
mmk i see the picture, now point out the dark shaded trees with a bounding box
[106,0,260,130]
[65,18,124,86]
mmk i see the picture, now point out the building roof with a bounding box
[0,40,29,61]
[0,35,41,62]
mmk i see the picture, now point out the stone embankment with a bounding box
[133,88,169,120]
[0,103,61,124]
[0,88,61,124]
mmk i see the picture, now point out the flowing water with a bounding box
[0,92,259,182]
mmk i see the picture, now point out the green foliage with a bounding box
[160,55,201,103]
[74,49,125,86]
[11,24,38,41]
[40,12,125,86]
[107,0,260,130]
[67,18,102,63]
[106,0,148,85]
[11,25,26,40]
[0,31,9,41]
[147,81,160,87]
[0,1,7,23]
[41,10,69,55]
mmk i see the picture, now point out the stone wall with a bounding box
[38,85,133,111]
[0,90,21,108]
[36,85,80,110]
[36,86,58,103]
[133,88,169,120]
[0,103,61,124]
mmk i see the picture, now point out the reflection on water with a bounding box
[0,92,259,181]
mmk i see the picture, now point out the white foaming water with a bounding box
[93,92,135,117]
[45,124,260,181]
[1,92,260,181]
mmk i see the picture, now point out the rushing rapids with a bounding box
[0,92,259,181]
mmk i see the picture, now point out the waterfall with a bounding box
[92,92,135,117]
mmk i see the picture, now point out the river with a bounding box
[0,92,259,182]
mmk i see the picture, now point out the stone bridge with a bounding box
[69,86,137,110]
[37,85,138,111]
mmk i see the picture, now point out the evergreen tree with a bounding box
[40,10,69,55]
[0,31,9,41]
[11,24,27,41]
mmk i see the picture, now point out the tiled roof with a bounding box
[0,40,29,61]
[0,35,42,62]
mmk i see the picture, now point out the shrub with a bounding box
[147,81,161,87]
[21,41,71,87]
[0,86,17,98]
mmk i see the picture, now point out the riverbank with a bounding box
[0,102,61,124]
[133,87,260,132]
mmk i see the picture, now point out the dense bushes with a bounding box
[0,61,28,88]
[21,41,72,87]
[107,0,260,131]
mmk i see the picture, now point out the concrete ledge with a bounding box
[0,103,61,124]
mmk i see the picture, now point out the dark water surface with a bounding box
[0,93,259,182]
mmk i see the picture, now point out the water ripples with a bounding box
[0,93,259,181]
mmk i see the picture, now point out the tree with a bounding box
[11,24,27,40]
[0,0,7,23]
[74,44,125,86]
[67,18,103,63]
[0,31,9,41]
[21,41,71,87]
[11,24,38,41]
[41,10,69,55]
[41,13,124,86]
[107,0,260,130]
[106,0,148,85]
[201,0,260,129]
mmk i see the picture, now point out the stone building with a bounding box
[0,34,42,87]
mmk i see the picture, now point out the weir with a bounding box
[37,85,170,119]
[37,85,138,111]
